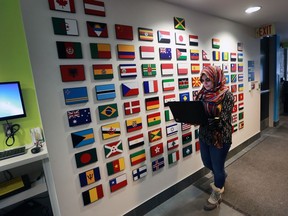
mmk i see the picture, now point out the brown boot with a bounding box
[204,183,223,211]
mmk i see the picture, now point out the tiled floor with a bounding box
[144,118,285,216]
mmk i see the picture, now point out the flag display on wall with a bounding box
[174,17,185,30]
[161,63,174,76]
[159,47,172,60]
[162,79,175,91]
[182,132,192,144]
[148,128,162,142]
[147,112,161,127]
[52,17,78,36]
[182,145,192,158]
[189,35,199,46]
[178,78,189,89]
[93,64,113,79]
[231,63,237,72]
[152,157,164,172]
[95,84,116,100]
[222,52,229,61]
[121,82,139,96]
[63,87,88,105]
[115,24,133,40]
[168,150,180,164]
[179,92,190,101]
[138,27,153,41]
[56,41,82,59]
[150,143,164,157]
[212,38,220,49]
[238,63,244,72]
[109,173,127,192]
[90,43,111,59]
[124,100,141,115]
[130,149,146,166]
[202,50,210,61]
[145,96,160,110]
[82,184,104,206]
[163,94,176,107]
[190,49,199,60]
[157,30,170,43]
[175,32,186,45]
[117,44,135,59]
[86,21,108,37]
[177,63,188,75]
[167,136,178,151]
[106,157,125,175]
[142,64,156,76]
[164,109,174,122]
[83,0,105,17]
[176,48,187,60]
[104,140,123,158]
[101,122,121,140]
[191,63,200,73]
[128,133,144,150]
[143,80,158,94]
[132,165,147,181]
[166,123,178,136]
[60,65,85,82]
[213,51,220,61]
[119,64,137,78]
[67,108,91,127]
[48,0,75,13]
[181,123,191,131]
[140,46,155,59]
[230,52,237,61]
[98,103,118,120]
[79,167,101,187]
[192,77,201,87]
[75,148,97,168]
[71,128,95,148]
[126,117,142,133]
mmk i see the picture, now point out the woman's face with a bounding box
[201,74,213,90]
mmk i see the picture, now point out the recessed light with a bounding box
[245,6,262,14]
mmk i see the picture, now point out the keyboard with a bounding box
[0,146,26,160]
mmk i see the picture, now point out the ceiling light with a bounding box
[245,6,262,14]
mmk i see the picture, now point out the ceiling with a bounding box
[159,0,288,42]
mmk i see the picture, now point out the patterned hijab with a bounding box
[196,65,229,117]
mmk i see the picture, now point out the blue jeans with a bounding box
[200,140,231,188]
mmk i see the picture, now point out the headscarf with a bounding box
[196,65,229,117]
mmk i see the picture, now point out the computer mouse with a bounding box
[31,147,41,154]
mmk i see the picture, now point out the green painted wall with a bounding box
[0,0,42,149]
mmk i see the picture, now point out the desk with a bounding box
[0,145,49,209]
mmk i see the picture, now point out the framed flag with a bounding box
[52,17,78,36]
[163,94,176,107]
[117,44,135,59]
[166,123,178,136]
[212,51,220,61]
[119,64,137,78]
[101,122,121,140]
[192,77,201,87]
[148,128,162,142]
[231,84,237,93]
[238,42,244,51]
[71,128,94,148]
[212,38,220,49]
[189,35,199,46]
[238,102,244,111]
[145,96,160,110]
[174,17,185,30]
[239,121,244,130]
[238,52,244,62]
[83,0,105,17]
[239,112,244,120]
[233,94,238,103]
[67,108,91,127]
[238,74,244,82]
[176,48,187,60]
[147,112,161,127]
[167,137,179,151]
[63,87,88,105]
[203,63,211,68]
[130,149,146,166]
[124,100,141,115]
[56,41,82,59]
[128,133,144,150]
[231,74,237,83]
[178,78,189,89]
[138,27,153,41]
[231,63,237,72]
[182,145,192,158]
[162,78,175,91]
[93,64,113,80]
[182,132,192,145]
[115,24,133,40]
[238,63,244,72]
[48,0,75,13]
[159,47,172,60]
[121,82,139,97]
[143,80,158,94]
[238,83,244,91]
[106,157,125,176]
[150,143,164,158]
[190,49,199,60]
[109,174,127,193]
[233,124,238,133]
[157,30,170,43]
[132,165,147,181]
[82,184,103,206]
[142,64,157,77]
[230,52,237,61]
[161,63,174,76]
[202,50,210,61]
[98,103,118,120]
[79,167,101,187]
[152,157,165,172]
[164,109,174,122]
[75,148,97,168]
[104,141,123,158]
[195,140,200,151]
[90,43,111,59]
[225,75,230,84]
[177,63,188,75]
[222,63,229,73]
[238,93,244,101]
[60,65,85,82]
[86,21,108,38]
[222,52,229,61]
[175,32,186,45]
[232,113,238,123]
[95,84,116,100]
[140,46,155,59]
[232,104,238,113]
[179,92,190,102]
[168,150,180,164]
[126,117,142,133]
[191,63,200,73]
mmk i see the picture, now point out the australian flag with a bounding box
[67,108,91,127]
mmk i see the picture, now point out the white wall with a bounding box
[20,0,260,215]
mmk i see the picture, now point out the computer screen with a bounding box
[0,81,27,121]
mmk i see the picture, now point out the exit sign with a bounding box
[255,24,275,38]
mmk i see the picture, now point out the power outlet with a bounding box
[3,123,12,137]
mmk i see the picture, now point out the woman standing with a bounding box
[195,65,234,211]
